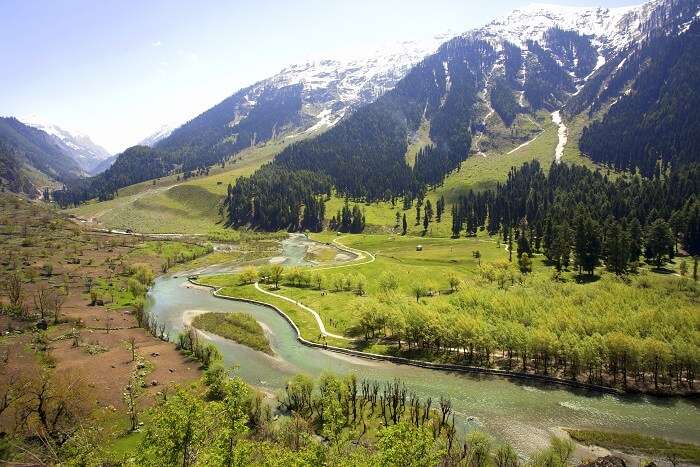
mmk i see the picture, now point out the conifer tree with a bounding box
[645,219,674,268]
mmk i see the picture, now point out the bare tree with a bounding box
[34,286,50,321]
[123,371,142,432]
[2,271,23,310]
[49,290,65,325]
[17,369,93,442]
[127,337,137,362]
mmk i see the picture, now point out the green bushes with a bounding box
[191,312,272,354]
[175,326,222,368]
[344,271,698,390]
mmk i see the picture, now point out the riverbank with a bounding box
[190,277,624,396]
[195,232,697,397]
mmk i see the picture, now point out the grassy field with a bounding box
[67,136,299,234]
[192,312,272,354]
[196,231,698,394]
[67,110,610,239]
[404,116,432,167]
[567,429,700,464]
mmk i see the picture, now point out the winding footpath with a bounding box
[253,282,351,340]
[255,236,375,341]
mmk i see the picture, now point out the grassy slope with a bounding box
[67,137,297,234]
[404,117,432,167]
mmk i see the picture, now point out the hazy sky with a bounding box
[1,0,639,153]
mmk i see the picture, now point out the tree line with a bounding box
[452,161,700,276]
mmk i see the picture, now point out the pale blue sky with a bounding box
[1,0,638,153]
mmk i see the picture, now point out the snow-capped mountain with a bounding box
[155,33,454,169]
[252,34,454,134]
[139,123,177,147]
[20,115,112,175]
[476,3,637,52]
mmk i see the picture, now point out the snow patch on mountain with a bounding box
[139,124,177,147]
[238,33,453,136]
[474,3,640,52]
[20,115,112,174]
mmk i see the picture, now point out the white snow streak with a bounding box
[551,110,567,163]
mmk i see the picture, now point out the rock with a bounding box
[151,380,158,386]
[169,368,176,373]
[136,362,146,369]
[578,456,626,467]
[150,352,160,357]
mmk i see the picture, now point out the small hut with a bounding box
[416,245,423,251]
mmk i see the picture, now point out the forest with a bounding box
[52,146,176,207]
[579,21,700,175]
[452,161,700,269]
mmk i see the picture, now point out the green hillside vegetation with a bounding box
[404,117,432,167]
[67,137,294,234]
[192,312,272,354]
[199,233,698,393]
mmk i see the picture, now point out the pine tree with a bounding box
[628,217,642,262]
[574,207,602,276]
[436,196,445,222]
[402,213,408,235]
[516,231,531,258]
[425,200,434,223]
[415,205,421,225]
[423,212,429,232]
[451,206,461,238]
[550,222,572,271]
[604,221,630,275]
[645,219,674,268]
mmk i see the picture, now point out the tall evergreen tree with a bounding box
[645,219,674,268]
[574,207,602,276]
[604,221,631,275]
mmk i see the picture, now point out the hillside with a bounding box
[0,117,83,196]
[222,0,700,231]
[20,115,113,175]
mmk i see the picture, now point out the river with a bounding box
[146,235,700,454]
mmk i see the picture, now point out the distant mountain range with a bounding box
[48,0,700,208]
[20,116,113,175]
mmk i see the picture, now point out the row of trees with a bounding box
[349,278,697,392]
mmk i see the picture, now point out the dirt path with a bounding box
[251,236,376,341]
[253,282,351,340]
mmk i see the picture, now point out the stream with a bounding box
[146,235,700,453]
